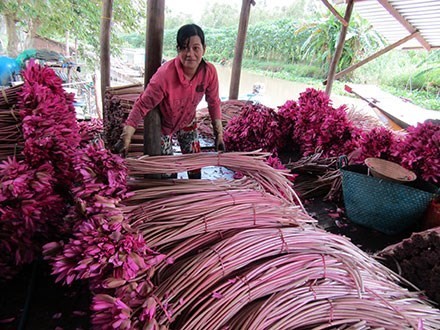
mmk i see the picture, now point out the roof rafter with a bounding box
[377,0,431,50]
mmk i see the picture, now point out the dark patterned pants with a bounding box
[161,120,201,179]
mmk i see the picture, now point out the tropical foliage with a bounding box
[0,0,145,59]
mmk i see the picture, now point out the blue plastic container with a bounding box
[0,56,20,86]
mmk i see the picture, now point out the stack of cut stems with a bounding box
[0,85,24,160]
[115,151,440,329]
[196,99,249,139]
[126,151,303,206]
[103,83,144,156]
[286,151,342,200]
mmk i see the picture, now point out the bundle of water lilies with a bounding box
[0,61,125,280]
[223,88,440,194]
[1,62,440,329]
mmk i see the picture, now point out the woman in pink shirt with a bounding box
[116,24,224,178]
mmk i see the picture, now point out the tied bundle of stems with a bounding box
[0,85,24,161]
[196,99,248,139]
[103,83,143,152]
[125,189,313,249]
[126,150,303,207]
[285,151,342,201]
[114,158,440,329]
[0,84,23,109]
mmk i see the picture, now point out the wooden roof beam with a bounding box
[323,31,420,84]
[321,0,349,26]
[377,0,431,50]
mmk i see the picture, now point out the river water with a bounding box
[211,64,366,111]
[211,65,440,125]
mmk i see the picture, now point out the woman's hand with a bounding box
[216,135,225,151]
[212,119,225,151]
[113,125,136,155]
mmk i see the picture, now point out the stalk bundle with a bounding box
[196,99,249,139]
[112,158,440,329]
[179,252,438,330]
[126,176,262,197]
[346,106,385,131]
[153,227,379,324]
[0,84,23,109]
[285,151,342,200]
[125,189,312,249]
[125,151,303,206]
[103,84,144,155]
[0,85,24,161]
[377,227,440,305]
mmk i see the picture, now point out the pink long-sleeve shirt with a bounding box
[126,58,221,135]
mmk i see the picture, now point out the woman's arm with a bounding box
[204,63,224,150]
[204,63,222,121]
[126,74,165,129]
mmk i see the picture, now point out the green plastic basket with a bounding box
[341,165,439,235]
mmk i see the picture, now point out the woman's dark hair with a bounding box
[176,24,205,51]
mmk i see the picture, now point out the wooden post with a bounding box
[144,0,164,156]
[325,0,354,96]
[229,0,255,100]
[99,0,113,124]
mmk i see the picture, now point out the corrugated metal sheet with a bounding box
[352,0,440,50]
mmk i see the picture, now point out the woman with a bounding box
[116,24,224,178]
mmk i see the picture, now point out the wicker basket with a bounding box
[341,165,439,235]
[365,158,416,182]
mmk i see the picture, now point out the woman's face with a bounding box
[178,35,205,72]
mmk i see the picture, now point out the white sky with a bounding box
[165,0,299,21]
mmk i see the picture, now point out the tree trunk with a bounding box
[65,30,70,57]
[5,14,20,57]
[25,18,41,50]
